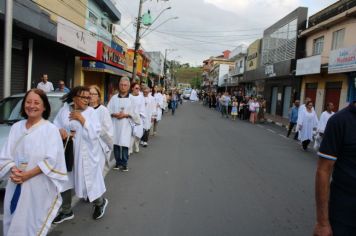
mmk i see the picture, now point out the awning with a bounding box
[82,60,132,77]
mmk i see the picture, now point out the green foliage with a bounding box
[174,67,203,88]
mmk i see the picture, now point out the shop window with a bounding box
[313,36,324,55]
[89,11,98,25]
[331,28,345,50]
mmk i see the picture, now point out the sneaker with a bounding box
[143,142,148,147]
[121,166,129,172]
[140,141,144,145]
[52,211,74,224]
[113,164,121,170]
[93,198,108,220]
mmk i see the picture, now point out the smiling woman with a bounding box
[0,89,68,236]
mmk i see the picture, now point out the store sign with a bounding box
[265,64,276,77]
[57,17,97,57]
[96,41,126,69]
[246,39,261,71]
[329,45,356,74]
[296,55,321,76]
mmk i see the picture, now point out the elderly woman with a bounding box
[0,89,67,236]
[298,101,319,151]
[53,86,107,223]
[89,85,113,173]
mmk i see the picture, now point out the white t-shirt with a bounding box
[37,81,54,92]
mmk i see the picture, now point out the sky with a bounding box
[112,0,338,66]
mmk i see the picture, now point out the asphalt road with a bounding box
[16,101,318,236]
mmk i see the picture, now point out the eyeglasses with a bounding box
[76,96,90,100]
[134,87,140,90]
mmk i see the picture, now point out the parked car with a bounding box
[0,92,65,189]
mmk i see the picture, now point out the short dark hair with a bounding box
[61,86,90,104]
[306,101,313,106]
[21,89,51,120]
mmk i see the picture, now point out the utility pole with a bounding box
[3,0,13,97]
[132,0,144,82]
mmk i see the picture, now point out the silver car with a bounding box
[0,92,65,188]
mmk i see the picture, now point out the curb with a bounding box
[266,119,288,129]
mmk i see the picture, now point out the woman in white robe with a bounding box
[190,89,199,101]
[152,86,164,135]
[141,86,155,147]
[53,86,107,223]
[298,101,319,150]
[130,83,146,154]
[89,85,114,173]
[0,89,67,236]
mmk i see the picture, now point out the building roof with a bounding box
[93,0,121,22]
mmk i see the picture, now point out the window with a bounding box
[89,11,98,25]
[331,28,345,50]
[313,36,324,55]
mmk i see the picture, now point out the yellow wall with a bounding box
[300,73,348,116]
[306,18,356,64]
[34,0,87,27]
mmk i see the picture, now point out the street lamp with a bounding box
[131,0,172,82]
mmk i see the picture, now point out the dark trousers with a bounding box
[287,122,298,139]
[141,129,150,142]
[113,145,129,167]
[302,140,311,150]
[331,219,356,236]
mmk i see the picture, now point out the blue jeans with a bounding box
[113,145,129,167]
[171,101,177,115]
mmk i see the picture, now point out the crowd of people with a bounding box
[201,90,266,124]
[0,76,178,236]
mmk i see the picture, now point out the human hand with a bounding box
[10,167,30,184]
[313,223,332,236]
[59,128,68,140]
[69,111,85,126]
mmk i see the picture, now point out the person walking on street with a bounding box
[152,86,164,136]
[107,77,140,171]
[129,83,145,154]
[53,86,108,223]
[37,74,54,93]
[231,98,238,120]
[317,102,335,137]
[141,87,155,147]
[249,97,260,124]
[170,90,178,115]
[89,85,114,173]
[298,101,318,151]
[287,100,300,140]
[314,100,356,236]
[0,89,67,236]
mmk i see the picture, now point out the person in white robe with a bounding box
[53,86,108,223]
[296,97,314,131]
[190,89,199,102]
[129,83,146,154]
[152,86,164,135]
[89,85,114,173]
[0,89,67,236]
[107,77,140,171]
[298,101,319,151]
[141,86,155,147]
[313,102,335,151]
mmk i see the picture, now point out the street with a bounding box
[47,102,316,236]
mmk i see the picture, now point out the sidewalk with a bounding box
[264,113,289,129]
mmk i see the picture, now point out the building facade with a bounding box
[297,0,356,115]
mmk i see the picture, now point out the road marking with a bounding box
[279,134,288,139]
[267,129,276,133]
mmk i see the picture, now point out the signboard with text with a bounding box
[96,41,126,69]
[329,45,356,74]
[57,17,97,57]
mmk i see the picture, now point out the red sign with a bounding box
[96,41,126,69]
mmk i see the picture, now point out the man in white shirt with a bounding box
[36,74,54,92]
[318,102,335,136]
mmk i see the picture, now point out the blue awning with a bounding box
[82,60,132,77]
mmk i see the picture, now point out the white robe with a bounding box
[190,89,199,101]
[317,111,334,134]
[143,96,155,130]
[94,105,114,172]
[0,120,67,236]
[54,104,106,202]
[107,94,140,148]
[298,110,319,142]
[153,93,164,121]
[130,94,146,138]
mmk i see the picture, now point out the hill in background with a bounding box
[174,67,203,88]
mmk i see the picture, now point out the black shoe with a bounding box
[113,164,121,170]
[121,166,129,172]
[52,211,74,224]
[93,198,108,220]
